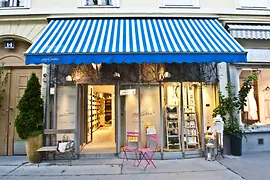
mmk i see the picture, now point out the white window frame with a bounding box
[237,0,270,10]
[78,0,119,8]
[0,0,30,9]
[160,0,200,8]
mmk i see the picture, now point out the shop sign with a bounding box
[4,39,14,49]
[120,89,136,96]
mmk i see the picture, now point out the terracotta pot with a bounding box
[25,134,43,163]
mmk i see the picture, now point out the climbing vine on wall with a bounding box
[0,65,8,108]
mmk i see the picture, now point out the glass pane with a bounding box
[120,85,139,149]
[164,82,182,152]
[57,85,76,142]
[183,82,201,151]
[140,85,160,149]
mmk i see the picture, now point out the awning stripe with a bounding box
[25,18,247,64]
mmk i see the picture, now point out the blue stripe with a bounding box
[115,20,121,52]
[186,19,211,52]
[58,20,77,52]
[93,19,105,52]
[171,20,189,52]
[144,21,155,52]
[182,20,203,52]
[28,20,56,53]
[150,20,162,52]
[79,20,94,52]
[196,19,223,52]
[72,20,88,53]
[192,20,217,52]
[108,20,116,52]
[134,20,140,52]
[155,19,169,52]
[175,20,195,52]
[128,20,133,52]
[101,20,111,52]
[212,20,244,52]
[35,20,62,53]
[122,20,127,52]
[87,20,101,52]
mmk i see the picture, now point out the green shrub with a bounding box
[15,73,44,140]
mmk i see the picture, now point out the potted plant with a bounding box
[213,74,257,156]
[15,73,44,163]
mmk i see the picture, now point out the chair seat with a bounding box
[138,148,155,153]
[122,146,138,151]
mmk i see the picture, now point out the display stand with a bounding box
[88,88,101,136]
[184,106,200,150]
[165,105,181,150]
[105,98,112,125]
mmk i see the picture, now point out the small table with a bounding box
[37,146,57,160]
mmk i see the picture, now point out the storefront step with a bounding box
[184,150,203,159]
[79,153,118,159]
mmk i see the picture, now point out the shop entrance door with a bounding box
[81,85,116,154]
[0,68,42,156]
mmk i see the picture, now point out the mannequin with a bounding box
[244,86,258,120]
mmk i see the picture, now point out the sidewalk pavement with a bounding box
[0,156,244,180]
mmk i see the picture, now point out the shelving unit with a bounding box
[165,105,181,150]
[105,98,112,125]
[184,107,200,150]
[87,87,101,138]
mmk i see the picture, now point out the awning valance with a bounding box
[228,24,270,40]
[25,19,246,64]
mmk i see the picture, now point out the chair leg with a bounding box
[133,151,139,167]
[122,150,128,164]
[145,152,156,168]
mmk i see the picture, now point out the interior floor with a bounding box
[81,126,116,154]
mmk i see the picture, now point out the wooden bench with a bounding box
[37,129,76,163]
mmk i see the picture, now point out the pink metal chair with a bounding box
[137,134,159,171]
[122,132,140,166]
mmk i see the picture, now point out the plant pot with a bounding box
[25,134,43,163]
[230,134,242,156]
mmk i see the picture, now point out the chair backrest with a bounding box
[147,134,159,149]
[126,132,140,144]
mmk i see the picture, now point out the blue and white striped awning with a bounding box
[25,18,247,64]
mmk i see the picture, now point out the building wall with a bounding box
[1,0,270,17]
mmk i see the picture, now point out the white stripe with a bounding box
[167,19,186,52]
[147,19,159,52]
[68,20,87,52]
[199,19,227,52]
[173,20,193,52]
[163,19,180,52]
[61,20,81,53]
[47,20,70,53]
[39,20,65,53]
[157,19,173,52]
[119,20,124,52]
[193,19,221,52]
[184,19,207,52]
[142,20,151,52]
[89,20,103,52]
[205,20,234,52]
[137,20,144,52]
[131,20,137,52]
[105,20,113,52]
[152,19,165,52]
[31,20,59,53]
[54,20,76,53]
[179,20,200,52]
[211,19,243,52]
[75,20,91,52]
[112,19,119,52]
[82,20,97,52]
[126,20,130,52]
[97,20,108,52]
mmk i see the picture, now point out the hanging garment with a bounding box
[244,87,258,120]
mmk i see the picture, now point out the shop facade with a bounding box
[227,23,270,154]
[25,18,246,159]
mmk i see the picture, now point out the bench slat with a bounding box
[37,146,57,152]
[44,129,75,135]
